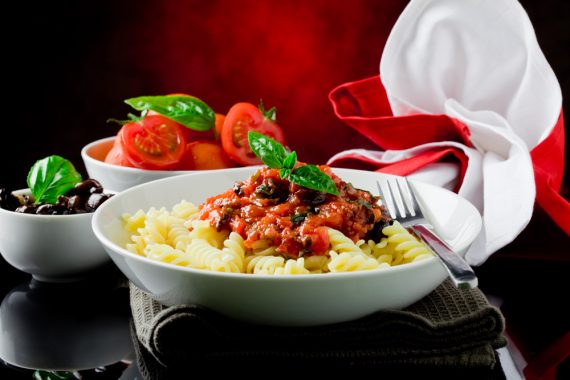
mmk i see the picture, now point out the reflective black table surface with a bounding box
[0,259,140,380]
[1,209,568,379]
[0,254,511,380]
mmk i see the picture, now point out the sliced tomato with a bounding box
[221,102,286,166]
[104,131,134,167]
[178,141,235,170]
[120,114,187,170]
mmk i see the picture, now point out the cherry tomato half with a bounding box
[120,114,187,170]
[221,102,286,166]
[104,129,134,167]
[146,109,215,142]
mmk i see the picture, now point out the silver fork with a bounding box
[376,177,478,289]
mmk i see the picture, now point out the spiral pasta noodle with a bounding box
[221,232,246,272]
[186,239,242,273]
[381,221,433,263]
[327,250,383,272]
[144,244,192,267]
[123,202,434,275]
[246,255,286,274]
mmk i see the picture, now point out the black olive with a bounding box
[36,204,58,215]
[55,195,69,209]
[215,212,231,231]
[255,178,289,203]
[366,219,394,241]
[88,179,104,193]
[15,205,37,214]
[233,184,243,196]
[86,193,112,211]
[3,179,109,215]
[67,195,84,210]
[0,187,21,211]
[298,188,327,206]
[68,179,104,196]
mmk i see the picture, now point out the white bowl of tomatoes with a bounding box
[82,96,286,192]
[81,136,191,193]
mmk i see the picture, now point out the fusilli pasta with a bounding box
[123,202,434,275]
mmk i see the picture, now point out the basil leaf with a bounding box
[27,155,82,204]
[280,168,291,179]
[247,130,338,195]
[248,131,287,168]
[289,165,339,195]
[282,151,297,170]
[125,95,215,131]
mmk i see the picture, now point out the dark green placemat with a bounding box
[130,279,506,376]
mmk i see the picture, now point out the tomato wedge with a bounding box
[178,141,235,170]
[213,113,225,141]
[221,102,286,165]
[120,114,187,170]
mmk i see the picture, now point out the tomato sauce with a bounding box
[198,166,391,259]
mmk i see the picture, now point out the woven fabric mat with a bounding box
[130,279,506,375]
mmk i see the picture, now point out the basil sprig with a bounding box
[248,132,339,195]
[125,95,215,131]
[27,155,82,204]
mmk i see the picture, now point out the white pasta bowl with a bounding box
[92,167,482,326]
[81,136,194,192]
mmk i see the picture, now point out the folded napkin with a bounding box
[327,0,568,265]
[130,279,506,375]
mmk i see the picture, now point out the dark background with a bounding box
[0,0,568,191]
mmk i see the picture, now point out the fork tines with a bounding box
[376,177,418,221]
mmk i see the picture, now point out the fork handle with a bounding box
[411,224,478,289]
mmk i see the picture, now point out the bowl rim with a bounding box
[92,167,482,281]
[81,136,194,175]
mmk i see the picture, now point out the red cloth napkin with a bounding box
[327,0,569,266]
[329,76,568,235]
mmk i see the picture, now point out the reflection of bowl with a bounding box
[0,277,131,371]
[0,190,110,282]
[92,167,482,326]
[81,136,194,192]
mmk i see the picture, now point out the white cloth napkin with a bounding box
[331,0,562,265]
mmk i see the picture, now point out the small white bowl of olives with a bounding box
[0,156,114,282]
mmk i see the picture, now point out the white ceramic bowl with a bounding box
[81,136,194,192]
[92,167,482,326]
[0,190,111,282]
